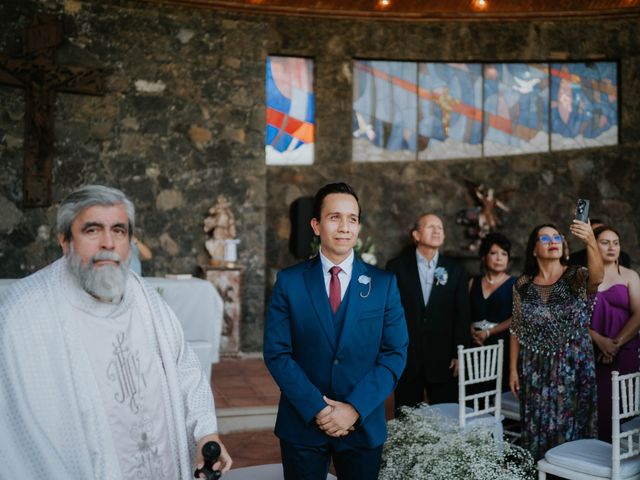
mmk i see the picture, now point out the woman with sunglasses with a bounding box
[589,225,640,441]
[509,221,603,460]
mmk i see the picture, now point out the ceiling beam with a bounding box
[142,0,640,21]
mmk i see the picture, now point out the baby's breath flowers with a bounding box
[380,407,535,480]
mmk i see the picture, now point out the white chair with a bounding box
[537,370,640,480]
[622,417,640,433]
[421,340,504,435]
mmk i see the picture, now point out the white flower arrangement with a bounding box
[379,407,535,480]
[355,237,378,265]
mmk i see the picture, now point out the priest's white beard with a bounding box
[67,245,131,302]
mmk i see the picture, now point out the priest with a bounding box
[0,185,231,479]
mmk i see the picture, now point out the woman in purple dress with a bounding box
[509,221,603,460]
[589,226,640,441]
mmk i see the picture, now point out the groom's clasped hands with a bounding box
[315,395,360,437]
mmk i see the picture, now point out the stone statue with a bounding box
[204,195,238,267]
[456,180,515,251]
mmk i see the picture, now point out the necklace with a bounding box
[485,272,506,285]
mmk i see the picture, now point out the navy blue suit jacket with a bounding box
[263,255,408,449]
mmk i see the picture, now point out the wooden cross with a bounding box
[0,15,105,207]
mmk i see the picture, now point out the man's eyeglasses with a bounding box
[538,234,563,245]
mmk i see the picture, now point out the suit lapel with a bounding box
[337,257,367,353]
[303,256,337,350]
[407,250,426,308]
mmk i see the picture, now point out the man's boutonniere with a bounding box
[434,267,448,286]
[358,275,372,298]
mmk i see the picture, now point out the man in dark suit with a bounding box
[386,213,471,408]
[264,182,408,480]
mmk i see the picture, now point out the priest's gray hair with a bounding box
[57,185,135,241]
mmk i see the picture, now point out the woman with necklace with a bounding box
[589,225,640,441]
[509,221,603,460]
[468,232,515,391]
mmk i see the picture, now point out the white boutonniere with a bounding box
[358,275,372,298]
[434,267,448,286]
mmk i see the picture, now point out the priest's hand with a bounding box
[315,396,359,437]
[194,433,233,476]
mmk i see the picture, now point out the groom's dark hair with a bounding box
[312,182,361,222]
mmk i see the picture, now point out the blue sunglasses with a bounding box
[538,234,563,245]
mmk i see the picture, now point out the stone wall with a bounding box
[0,0,269,348]
[264,14,640,281]
[1,1,638,351]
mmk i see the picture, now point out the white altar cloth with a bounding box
[0,276,223,379]
[143,276,223,377]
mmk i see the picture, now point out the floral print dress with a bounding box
[511,266,597,460]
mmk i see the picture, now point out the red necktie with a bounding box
[329,266,342,314]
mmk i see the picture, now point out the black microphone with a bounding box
[193,441,222,479]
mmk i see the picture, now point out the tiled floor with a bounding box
[211,356,280,409]
[221,428,282,469]
[211,357,282,468]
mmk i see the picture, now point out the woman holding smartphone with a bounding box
[509,220,603,460]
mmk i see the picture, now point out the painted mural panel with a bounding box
[550,62,618,150]
[353,60,418,162]
[417,63,483,160]
[483,63,549,157]
[266,56,314,165]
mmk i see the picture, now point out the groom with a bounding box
[264,182,408,480]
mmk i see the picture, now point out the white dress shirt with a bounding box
[319,249,354,301]
[416,249,439,305]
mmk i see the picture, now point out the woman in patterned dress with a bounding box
[509,221,603,460]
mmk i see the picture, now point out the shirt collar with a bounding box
[319,248,354,277]
[416,249,439,269]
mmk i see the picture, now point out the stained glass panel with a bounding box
[417,63,483,160]
[353,60,418,162]
[266,56,315,165]
[550,62,618,150]
[483,63,549,157]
